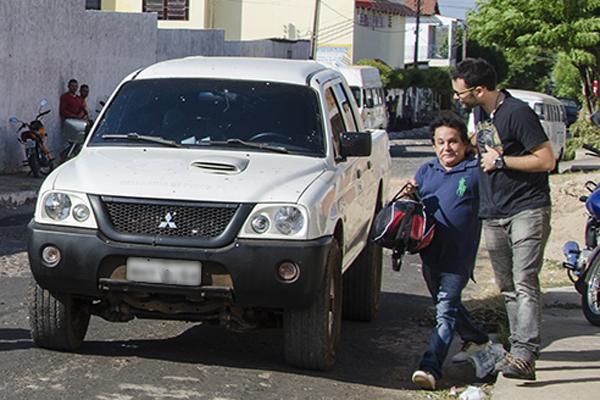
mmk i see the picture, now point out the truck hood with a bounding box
[51,147,327,203]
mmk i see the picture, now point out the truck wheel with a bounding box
[28,278,90,351]
[582,258,600,326]
[283,240,342,371]
[342,236,383,321]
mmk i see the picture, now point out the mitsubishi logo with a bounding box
[158,212,177,229]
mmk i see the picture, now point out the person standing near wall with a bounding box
[79,84,90,120]
[59,79,87,121]
[450,58,555,381]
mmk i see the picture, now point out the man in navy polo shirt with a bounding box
[409,112,490,390]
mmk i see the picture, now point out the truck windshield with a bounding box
[89,78,325,156]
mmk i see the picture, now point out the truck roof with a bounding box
[134,57,330,86]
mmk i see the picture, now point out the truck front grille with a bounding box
[102,198,239,239]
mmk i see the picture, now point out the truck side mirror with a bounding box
[340,132,371,158]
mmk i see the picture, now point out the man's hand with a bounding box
[481,145,501,173]
[398,179,418,198]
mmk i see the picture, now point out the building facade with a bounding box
[96,0,412,68]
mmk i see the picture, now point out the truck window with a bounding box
[90,78,325,157]
[332,83,358,132]
[325,87,345,157]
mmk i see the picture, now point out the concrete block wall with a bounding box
[0,0,157,172]
[0,0,310,172]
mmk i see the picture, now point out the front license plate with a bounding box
[126,257,202,286]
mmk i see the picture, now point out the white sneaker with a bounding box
[451,341,491,363]
[412,370,436,390]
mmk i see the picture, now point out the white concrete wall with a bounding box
[353,14,406,68]
[0,0,311,172]
[0,0,157,172]
[156,29,225,61]
[224,40,311,59]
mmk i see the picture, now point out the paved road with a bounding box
[0,139,453,400]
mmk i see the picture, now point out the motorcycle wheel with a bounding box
[582,256,600,326]
[28,152,41,178]
[39,157,55,176]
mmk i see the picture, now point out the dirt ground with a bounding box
[467,171,600,299]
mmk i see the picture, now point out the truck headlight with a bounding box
[274,206,304,235]
[240,204,308,239]
[44,193,72,221]
[251,213,270,234]
[36,190,97,229]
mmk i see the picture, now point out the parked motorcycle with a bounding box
[59,97,106,162]
[562,144,600,326]
[9,99,54,178]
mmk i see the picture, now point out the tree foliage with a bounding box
[468,0,600,112]
[552,52,583,100]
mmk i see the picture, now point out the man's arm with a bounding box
[481,142,555,173]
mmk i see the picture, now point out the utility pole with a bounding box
[310,0,322,60]
[462,21,467,61]
[412,0,421,68]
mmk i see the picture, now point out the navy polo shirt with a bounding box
[415,156,481,277]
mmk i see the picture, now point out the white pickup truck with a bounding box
[27,57,392,370]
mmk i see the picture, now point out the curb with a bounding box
[0,191,38,207]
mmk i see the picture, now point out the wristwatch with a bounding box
[494,155,506,170]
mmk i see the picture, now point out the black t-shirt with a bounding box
[473,91,551,219]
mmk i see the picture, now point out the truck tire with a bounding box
[28,278,90,351]
[342,236,383,322]
[283,240,342,371]
[582,257,600,326]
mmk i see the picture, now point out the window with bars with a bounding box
[143,0,189,21]
[85,0,101,10]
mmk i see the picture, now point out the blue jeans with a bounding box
[419,267,489,379]
[483,207,551,362]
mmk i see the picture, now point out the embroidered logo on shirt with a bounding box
[456,177,467,197]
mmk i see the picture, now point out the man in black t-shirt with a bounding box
[449,58,555,381]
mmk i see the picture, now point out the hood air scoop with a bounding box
[190,156,249,175]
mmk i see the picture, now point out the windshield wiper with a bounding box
[102,133,182,148]
[197,138,288,154]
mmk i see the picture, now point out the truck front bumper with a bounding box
[28,222,332,309]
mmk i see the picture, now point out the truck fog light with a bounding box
[72,204,90,222]
[251,213,270,234]
[41,246,61,267]
[277,261,299,282]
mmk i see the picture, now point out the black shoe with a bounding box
[502,357,536,381]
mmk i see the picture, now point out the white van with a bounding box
[327,65,387,130]
[507,89,567,165]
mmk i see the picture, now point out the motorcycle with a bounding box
[562,143,600,326]
[9,99,54,178]
[60,97,106,162]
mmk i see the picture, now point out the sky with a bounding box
[436,0,477,20]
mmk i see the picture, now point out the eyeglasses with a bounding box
[453,87,476,97]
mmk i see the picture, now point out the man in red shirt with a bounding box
[59,79,87,120]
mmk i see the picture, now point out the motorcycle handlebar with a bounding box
[36,109,51,119]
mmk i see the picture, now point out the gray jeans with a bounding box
[483,207,551,362]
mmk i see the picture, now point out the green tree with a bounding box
[468,0,600,112]
[552,52,583,100]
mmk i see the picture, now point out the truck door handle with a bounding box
[367,161,372,169]
[356,169,362,179]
